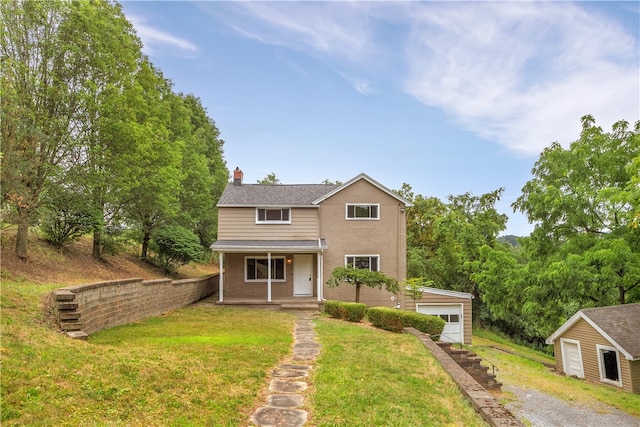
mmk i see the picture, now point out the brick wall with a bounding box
[51,275,219,339]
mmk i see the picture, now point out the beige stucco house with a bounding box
[210,169,412,309]
[546,303,640,393]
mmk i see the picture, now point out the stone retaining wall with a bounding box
[51,275,219,339]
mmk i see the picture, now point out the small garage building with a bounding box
[546,303,640,394]
[404,286,473,345]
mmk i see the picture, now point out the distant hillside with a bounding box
[498,235,521,247]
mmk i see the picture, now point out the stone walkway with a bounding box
[250,312,320,427]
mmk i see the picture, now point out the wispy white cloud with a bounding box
[201,1,638,156]
[128,15,197,57]
[402,2,639,155]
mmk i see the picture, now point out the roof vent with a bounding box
[233,167,243,186]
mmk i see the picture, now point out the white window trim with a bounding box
[596,344,623,387]
[345,203,380,220]
[344,254,380,271]
[255,207,291,224]
[244,256,287,282]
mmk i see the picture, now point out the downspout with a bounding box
[267,251,272,302]
[317,238,324,302]
[218,252,224,302]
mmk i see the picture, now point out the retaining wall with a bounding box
[51,275,219,339]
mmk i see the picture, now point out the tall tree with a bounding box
[0,0,143,259]
[174,94,228,249]
[67,0,143,259]
[2,0,83,258]
[513,115,640,307]
[120,61,184,259]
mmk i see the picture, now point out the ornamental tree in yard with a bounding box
[326,266,399,303]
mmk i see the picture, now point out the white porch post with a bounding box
[317,252,323,301]
[267,252,272,302]
[218,252,224,302]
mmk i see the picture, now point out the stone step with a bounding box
[57,302,79,310]
[280,304,320,311]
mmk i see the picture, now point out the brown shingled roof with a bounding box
[217,183,339,207]
[580,303,640,360]
[547,303,640,360]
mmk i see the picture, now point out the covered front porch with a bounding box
[210,239,327,311]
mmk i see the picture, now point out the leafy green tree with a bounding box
[326,265,399,303]
[1,0,93,258]
[123,61,183,259]
[257,173,281,185]
[67,1,143,259]
[513,115,640,307]
[399,183,507,326]
[174,95,228,250]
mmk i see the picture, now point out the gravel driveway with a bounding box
[504,384,640,427]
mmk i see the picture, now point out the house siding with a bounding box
[556,318,635,393]
[319,179,407,307]
[217,207,319,240]
[404,293,472,345]
[631,361,640,394]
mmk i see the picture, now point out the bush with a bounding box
[40,191,98,248]
[367,307,446,336]
[152,225,203,275]
[324,300,367,322]
[324,300,343,318]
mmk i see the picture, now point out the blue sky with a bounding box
[120,1,639,236]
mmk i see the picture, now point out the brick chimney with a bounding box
[233,167,243,186]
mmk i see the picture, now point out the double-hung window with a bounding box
[345,255,379,271]
[245,257,286,282]
[256,208,290,224]
[346,204,379,220]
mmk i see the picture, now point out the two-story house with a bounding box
[210,168,412,310]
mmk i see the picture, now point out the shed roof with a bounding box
[546,303,640,360]
[412,286,474,300]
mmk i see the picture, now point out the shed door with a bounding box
[561,339,584,378]
[416,304,462,343]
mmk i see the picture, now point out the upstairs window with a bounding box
[256,208,290,224]
[346,204,379,220]
[345,255,379,271]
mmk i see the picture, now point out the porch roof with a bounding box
[210,238,327,253]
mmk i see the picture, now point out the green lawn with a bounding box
[311,318,486,426]
[2,279,485,426]
[1,279,295,426]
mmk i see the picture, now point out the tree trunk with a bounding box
[15,218,29,260]
[92,228,102,260]
[141,231,151,259]
[355,283,361,303]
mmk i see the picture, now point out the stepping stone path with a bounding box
[251,312,320,427]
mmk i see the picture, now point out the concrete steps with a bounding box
[437,342,502,391]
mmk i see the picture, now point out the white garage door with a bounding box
[416,304,462,343]
[561,339,584,378]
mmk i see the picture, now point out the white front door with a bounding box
[293,255,313,296]
[416,304,463,343]
[561,339,584,378]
